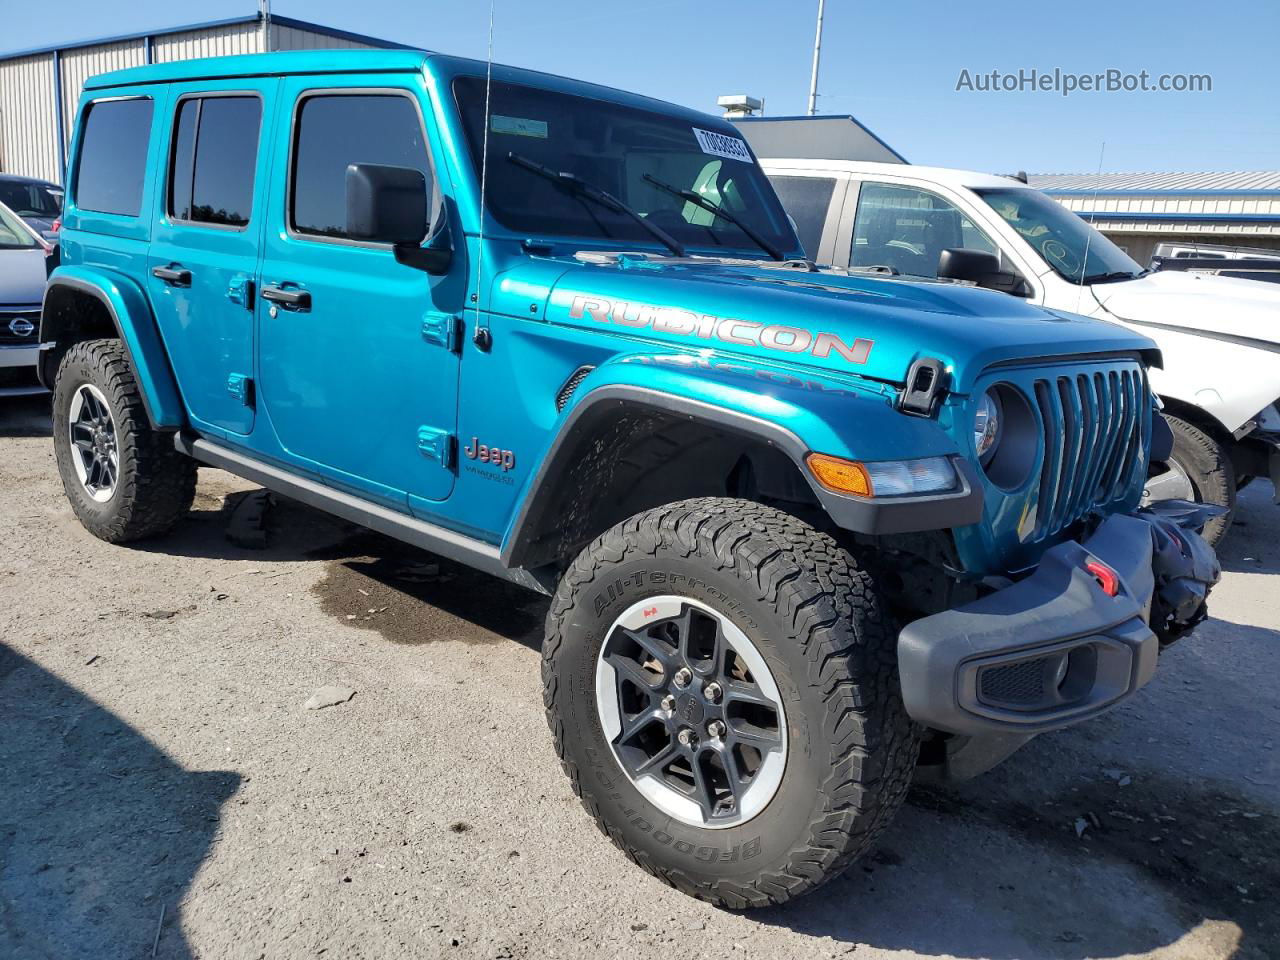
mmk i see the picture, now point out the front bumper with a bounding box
[0,343,39,369]
[899,502,1220,740]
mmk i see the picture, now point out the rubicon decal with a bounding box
[568,295,873,365]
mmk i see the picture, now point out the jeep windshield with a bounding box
[454,77,799,258]
[976,187,1145,285]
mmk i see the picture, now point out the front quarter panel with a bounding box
[501,349,983,565]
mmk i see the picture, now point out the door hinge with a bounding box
[416,426,455,469]
[421,312,462,352]
[227,373,254,406]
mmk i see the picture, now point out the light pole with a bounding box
[807,0,825,115]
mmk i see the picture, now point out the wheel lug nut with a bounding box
[704,682,722,702]
[708,720,726,739]
[660,695,676,712]
[676,728,694,746]
[673,667,692,688]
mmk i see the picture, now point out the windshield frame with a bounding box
[450,75,802,260]
[974,186,1144,285]
[0,201,43,250]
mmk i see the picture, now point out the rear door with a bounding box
[256,77,459,506]
[147,81,276,436]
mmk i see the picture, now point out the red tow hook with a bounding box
[1084,559,1120,597]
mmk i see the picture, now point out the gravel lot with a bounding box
[2,393,1276,960]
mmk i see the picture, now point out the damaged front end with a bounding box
[902,500,1220,782]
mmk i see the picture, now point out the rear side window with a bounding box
[75,98,153,216]
[768,175,835,259]
[290,94,432,240]
[169,96,262,227]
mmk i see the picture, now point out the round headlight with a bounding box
[974,390,1002,463]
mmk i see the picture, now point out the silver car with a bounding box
[1,200,51,396]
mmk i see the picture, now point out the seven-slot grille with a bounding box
[0,310,40,347]
[1032,363,1147,539]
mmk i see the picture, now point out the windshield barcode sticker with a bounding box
[491,115,548,139]
[692,127,752,163]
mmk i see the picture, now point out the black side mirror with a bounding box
[394,196,454,276]
[346,163,428,246]
[937,247,1032,297]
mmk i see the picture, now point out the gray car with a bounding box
[0,174,63,243]
[1,200,50,396]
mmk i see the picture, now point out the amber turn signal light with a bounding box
[806,454,872,497]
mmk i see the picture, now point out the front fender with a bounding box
[501,351,983,565]
[41,266,185,429]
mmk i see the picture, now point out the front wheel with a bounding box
[1143,414,1235,548]
[52,339,196,543]
[542,498,919,908]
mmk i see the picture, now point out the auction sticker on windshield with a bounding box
[491,115,548,138]
[693,127,752,162]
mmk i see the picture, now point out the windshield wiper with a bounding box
[507,153,685,258]
[642,173,785,261]
[1081,270,1141,284]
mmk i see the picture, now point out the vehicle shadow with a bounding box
[1217,480,1280,575]
[0,394,51,438]
[136,484,549,649]
[0,642,239,960]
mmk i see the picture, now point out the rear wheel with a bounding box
[1143,414,1235,547]
[52,339,196,542]
[542,498,919,907]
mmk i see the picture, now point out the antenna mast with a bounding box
[807,0,825,115]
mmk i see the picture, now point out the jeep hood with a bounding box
[534,257,1157,394]
[1092,270,1280,344]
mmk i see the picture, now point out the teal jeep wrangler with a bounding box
[40,50,1219,907]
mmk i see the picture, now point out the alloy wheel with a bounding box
[594,595,787,829]
[68,383,119,503]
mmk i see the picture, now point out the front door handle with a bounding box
[152,265,192,287]
[261,284,311,311]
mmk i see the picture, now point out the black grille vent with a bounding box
[555,365,595,412]
[0,311,40,347]
[979,658,1050,706]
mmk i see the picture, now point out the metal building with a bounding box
[1029,171,1280,265]
[0,14,408,184]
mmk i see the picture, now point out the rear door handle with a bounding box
[261,284,311,311]
[152,265,192,287]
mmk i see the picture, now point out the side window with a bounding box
[850,182,997,279]
[291,94,432,240]
[169,96,262,227]
[768,175,836,259]
[74,98,153,216]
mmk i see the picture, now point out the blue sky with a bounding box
[4,0,1276,174]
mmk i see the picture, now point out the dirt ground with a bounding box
[1,393,1276,960]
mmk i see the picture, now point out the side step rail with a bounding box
[174,433,550,595]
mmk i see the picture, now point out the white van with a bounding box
[761,159,1280,545]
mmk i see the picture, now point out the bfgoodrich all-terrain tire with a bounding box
[542,498,919,908]
[1146,414,1236,548]
[52,339,196,543]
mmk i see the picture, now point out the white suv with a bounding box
[761,158,1280,545]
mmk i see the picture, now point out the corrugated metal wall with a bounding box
[271,24,376,51]
[152,22,263,63]
[0,54,61,183]
[0,19,380,184]
[59,40,148,152]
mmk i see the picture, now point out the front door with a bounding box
[148,82,276,436]
[257,79,459,505]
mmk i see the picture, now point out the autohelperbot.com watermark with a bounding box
[955,67,1212,97]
